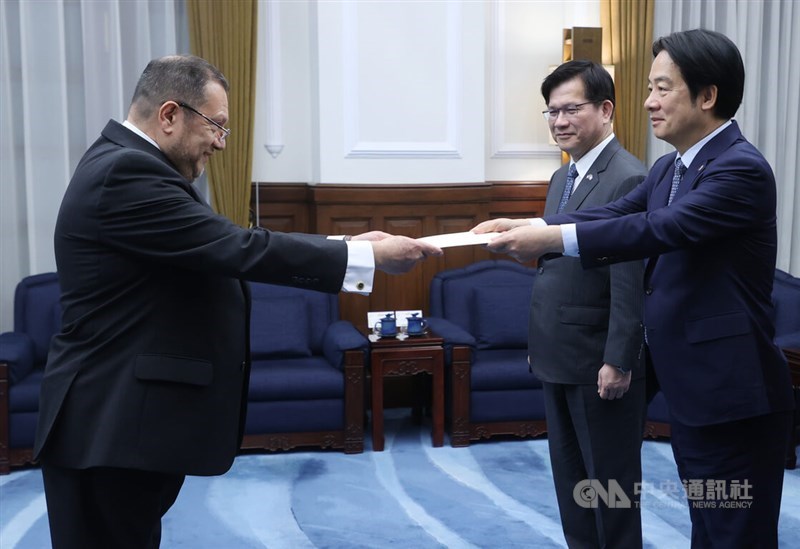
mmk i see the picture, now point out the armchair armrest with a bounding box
[0,332,36,384]
[322,320,369,369]
[425,317,476,347]
[777,332,800,350]
[426,317,476,366]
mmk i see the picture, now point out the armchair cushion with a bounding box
[248,357,344,401]
[471,349,541,391]
[0,332,36,384]
[472,285,532,350]
[250,295,311,358]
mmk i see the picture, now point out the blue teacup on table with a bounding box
[374,313,397,337]
[406,313,428,336]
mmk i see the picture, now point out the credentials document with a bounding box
[417,231,500,248]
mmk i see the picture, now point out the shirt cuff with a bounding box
[342,240,374,294]
[560,224,580,257]
[529,218,546,227]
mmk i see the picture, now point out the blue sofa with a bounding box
[0,274,369,473]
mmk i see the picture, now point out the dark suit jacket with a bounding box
[545,121,794,426]
[34,120,349,476]
[530,138,647,384]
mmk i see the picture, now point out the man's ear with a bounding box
[159,101,181,136]
[601,99,615,123]
[699,85,718,112]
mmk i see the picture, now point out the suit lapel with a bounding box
[671,122,742,204]
[644,122,743,280]
[654,154,678,207]
[544,165,569,216]
[561,138,620,213]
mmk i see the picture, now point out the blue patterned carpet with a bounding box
[2,412,799,548]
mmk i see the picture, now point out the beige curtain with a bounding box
[187,0,258,227]
[601,0,654,163]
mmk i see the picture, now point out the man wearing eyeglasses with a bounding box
[474,60,648,548]
[34,54,442,548]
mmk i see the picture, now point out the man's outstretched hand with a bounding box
[351,231,393,242]
[471,218,529,234]
[371,236,443,274]
[477,224,565,263]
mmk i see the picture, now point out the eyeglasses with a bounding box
[178,102,231,142]
[542,101,597,122]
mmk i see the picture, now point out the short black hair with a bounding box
[652,29,744,120]
[130,55,229,119]
[541,60,615,115]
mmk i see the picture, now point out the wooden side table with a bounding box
[369,333,444,451]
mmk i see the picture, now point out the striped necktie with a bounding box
[557,164,579,213]
[668,157,686,205]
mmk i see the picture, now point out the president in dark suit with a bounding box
[478,30,793,548]
[477,61,647,548]
[34,55,441,549]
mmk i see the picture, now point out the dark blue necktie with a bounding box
[668,157,686,205]
[557,164,579,213]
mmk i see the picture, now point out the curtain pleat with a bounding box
[601,0,654,163]
[187,0,258,227]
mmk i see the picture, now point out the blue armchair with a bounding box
[772,269,800,469]
[0,272,60,473]
[242,282,369,454]
[427,260,546,447]
[773,269,800,350]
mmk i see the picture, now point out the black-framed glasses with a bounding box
[178,101,231,142]
[542,101,597,122]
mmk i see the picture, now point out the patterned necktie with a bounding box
[668,157,687,205]
[557,164,579,213]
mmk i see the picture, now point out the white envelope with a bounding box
[417,231,500,248]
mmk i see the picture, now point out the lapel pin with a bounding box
[586,174,593,181]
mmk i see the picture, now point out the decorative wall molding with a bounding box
[341,2,462,159]
[488,0,558,160]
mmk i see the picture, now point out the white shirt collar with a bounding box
[677,120,732,169]
[122,119,160,150]
[570,132,615,188]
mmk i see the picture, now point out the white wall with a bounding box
[251,0,600,186]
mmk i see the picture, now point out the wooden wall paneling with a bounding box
[488,181,549,219]
[250,182,549,330]
[312,184,493,330]
[251,183,311,232]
